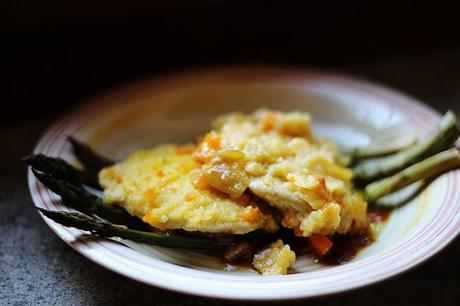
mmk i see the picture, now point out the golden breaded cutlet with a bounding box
[99,144,278,234]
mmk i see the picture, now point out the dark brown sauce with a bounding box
[368,208,391,223]
[223,208,393,269]
[314,231,373,265]
[313,208,392,265]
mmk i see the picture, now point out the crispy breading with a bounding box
[99,109,367,239]
[199,109,368,236]
[100,145,278,234]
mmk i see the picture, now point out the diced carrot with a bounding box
[205,132,221,150]
[242,208,262,223]
[261,113,276,132]
[156,169,165,177]
[192,133,220,163]
[175,144,194,155]
[192,172,209,190]
[143,188,157,198]
[105,168,123,183]
[184,193,197,201]
[308,234,333,256]
[147,199,157,207]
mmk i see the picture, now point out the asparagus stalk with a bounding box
[351,137,417,160]
[32,169,147,230]
[364,148,460,202]
[24,154,101,190]
[38,208,227,251]
[351,121,418,160]
[353,111,459,183]
[68,137,116,171]
[373,180,428,208]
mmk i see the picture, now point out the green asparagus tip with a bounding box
[68,136,84,149]
[31,167,150,229]
[68,136,115,170]
[37,207,90,223]
[23,154,47,165]
[23,154,59,169]
[25,154,101,190]
[22,154,34,162]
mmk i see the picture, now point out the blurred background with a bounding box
[2,0,459,123]
[1,1,459,305]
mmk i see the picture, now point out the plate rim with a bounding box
[27,66,460,300]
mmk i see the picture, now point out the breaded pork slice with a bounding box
[99,145,278,234]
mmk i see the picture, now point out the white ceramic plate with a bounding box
[28,67,459,300]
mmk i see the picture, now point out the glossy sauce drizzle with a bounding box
[314,208,391,265]
[314,231,373,265]
[224,209,392,270]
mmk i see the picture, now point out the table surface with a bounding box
[1,51,459,306]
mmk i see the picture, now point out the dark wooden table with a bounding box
[1,50,459,305]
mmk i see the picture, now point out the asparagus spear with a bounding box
[37,208,227,251]
[32,169,147,230]
[24,154,101,190]
[353,111,459,183]
[373,180,428,208]
[351,138,417,160]
[351,124,418,160]
[364,148,460,202]
[68,137,116,171]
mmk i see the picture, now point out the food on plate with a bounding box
[100,110,366,238]
[99,144,279,234]
[26,109,460,275]
[252,239,296,275]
